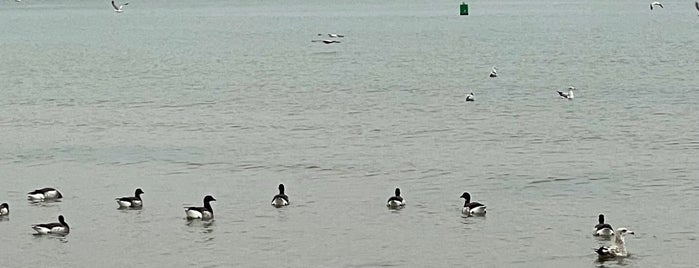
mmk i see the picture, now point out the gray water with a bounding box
[1,0,699,267]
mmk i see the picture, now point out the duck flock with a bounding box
[1,185,631,261]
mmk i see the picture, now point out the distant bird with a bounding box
[319,33,345,38]
[650,1,663,10]
[116,188,144,208]
[695,1,699,13]
[594,214,614,237]
[595,228,635,259]
[185,195,216,220]
[0,203,8,216]
[112,0,128,13]
[557,86,575,99]
[27,188,63,201]
[312,39,341,44]
[271,184,289,208]
[386,188,405,209]
[465,92,475,102]
[489,66,498,78]
[460,192,486,216]
[32,215,70,235]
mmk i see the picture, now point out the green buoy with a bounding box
[460,2,469,16]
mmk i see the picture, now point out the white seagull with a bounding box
[112,0,128,13]
[312,39,341,44]
[595,228,635,259]
[465,92,475,102]
[489,66,498,78]
[650,1,663,10]
[557,86,575,99]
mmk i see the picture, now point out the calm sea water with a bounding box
[1,0,699,267]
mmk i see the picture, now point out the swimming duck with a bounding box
[116,188,144,208]
[460,192,486,216]
[0,203,8,216]
[386,188,405,209]
[32,215,70,235]
[185,195,216,220]
[27,188,63,201]
[594,214,614,237]
[271,184,289,208]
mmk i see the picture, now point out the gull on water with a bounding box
[593,214,614,237]
[489,66,498,78]
[112,0,128,13]
[465,92,475,102]
[650,1,663,10]
[595,228,635,260]
[557,86,575,99]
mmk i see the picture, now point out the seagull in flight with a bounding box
[312,39,341,44]
[318,33,345,38]
[112,0,128,13]
[650,1,663,10]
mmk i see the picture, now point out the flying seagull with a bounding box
[650,1,663,10]
[319,33,345,38]
[312,39,341,44]
[112,0,128,13]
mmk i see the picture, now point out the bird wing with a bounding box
[557,91,566,97]
[658,3,663,8]
[111,1,119,10]
[696,1,699,12]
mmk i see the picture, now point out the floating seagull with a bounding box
[594,214,614,237]
[112,0,128,13]
[0,203,8,216]
[460,192,486,216]
[557,86,575,99]
[32,215,70,235]
[595,228,635,259]
[271,184,289,208]
[650,1,663,10]
[465,92,475,102]
[27,187,63,201]
[185,195,216,220]
[386,188,405,209]
[116,188,144,208]
[312,39,341,44]
[489,66,498,78]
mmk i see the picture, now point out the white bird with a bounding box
[271,184,289,208]
[650,1,663,10]
[27,187,63,201]
[595,228,635,259]
[465,92,475,102]
[116,188,144,208]
[593,214,614,237]
[460,192,486,216]
[312,39,341,44]
[185,195,216,220]
[112,0,128,13]
[0,203,8,216]
[386,188,405,209]
[489,66,498,78]
[557,86,575,99]
[32,215,70,235]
